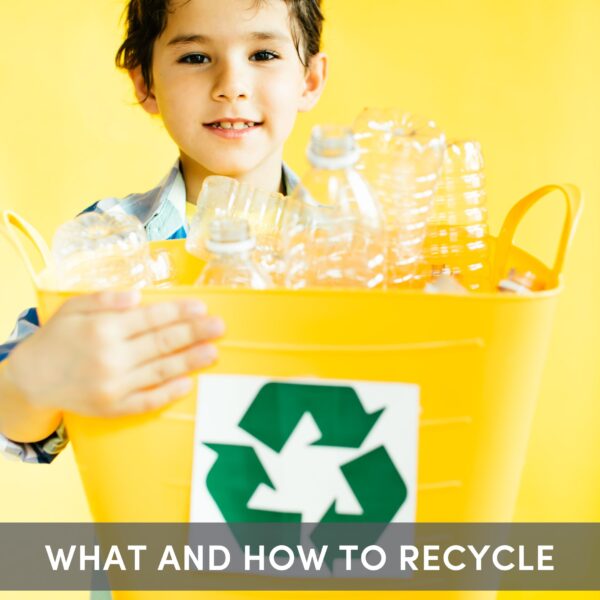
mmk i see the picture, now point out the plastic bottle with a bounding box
[186,176,239,259]
[283,125,385,289]
[52,211,154,290]
[147,249,177,288]
[195,218,273,289]
[498,268,544,294]
[186,176,287,284]
[353,108,446,289]
[422,140,491,291]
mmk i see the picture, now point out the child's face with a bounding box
[134,0,325,178]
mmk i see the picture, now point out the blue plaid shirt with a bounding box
[0,159,299,464]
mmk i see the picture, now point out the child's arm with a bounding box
[0,360,63,446]
[0,290,223,449]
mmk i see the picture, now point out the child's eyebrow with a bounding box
[248,31,291,43]
[167,34,210,47]
[166,31,291,47]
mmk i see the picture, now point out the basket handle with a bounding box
[0,210,52,288]
[493,184,582,287]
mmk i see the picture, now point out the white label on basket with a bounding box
[190,375,420,526]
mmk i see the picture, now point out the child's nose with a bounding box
[211,60,251,103]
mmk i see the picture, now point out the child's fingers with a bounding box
[117,300,208,339]
[118,343,218,397]
[126,316,225,368]
[59,290,142,315]
[113,377,194,417]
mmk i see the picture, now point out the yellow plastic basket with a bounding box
[1,184,581,599]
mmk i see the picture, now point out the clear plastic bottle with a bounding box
[52,211,153,290]
[186,176,287,284]
[283,125,385,289]
[186,176,239,259]
[422,140,491,291]
[195,218,273,289]
[353,108,446,289]
[147,249,177,288]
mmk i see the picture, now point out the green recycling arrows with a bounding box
[238,382,384,452]
[204,381,407,531]
[205,443,301,523]
[310,445,407,569]
[319,445,407,522]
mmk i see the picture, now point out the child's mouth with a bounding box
[203,119,263,139]
[206,120,262,130]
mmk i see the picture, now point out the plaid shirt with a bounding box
[0,159,299,464]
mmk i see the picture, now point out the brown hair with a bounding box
[115,0,324,102]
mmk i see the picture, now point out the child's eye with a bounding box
[250,50,279,62]
[178,54,210,65]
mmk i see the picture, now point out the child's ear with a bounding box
[298,52,328,113]
[128,66,160,115]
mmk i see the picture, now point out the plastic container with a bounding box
[422,140,491,291]
[284,125,385,289]
[354,109,446,288]
[195,218,273,289]
[0,183,582,600]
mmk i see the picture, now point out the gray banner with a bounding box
[0,523,598,590]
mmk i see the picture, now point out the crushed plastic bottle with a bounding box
[424,267,469,295]
[195,218,273,289]
[51,211,153,290]
[422,140,491,291]
[147,249,177,289]
[354,108,446,288]
[283,125,385,289]
[498,268,544,294]
[187,176,286,284]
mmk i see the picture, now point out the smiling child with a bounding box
[0,0,327,464]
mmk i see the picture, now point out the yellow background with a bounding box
[0,1,598,599]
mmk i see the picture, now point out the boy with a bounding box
[0,0,327,463]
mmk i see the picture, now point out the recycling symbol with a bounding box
[204,382,408,527]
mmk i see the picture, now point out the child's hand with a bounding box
[5,291,224,417]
